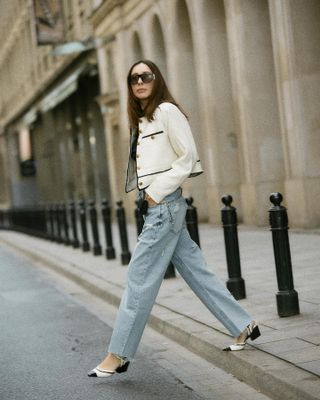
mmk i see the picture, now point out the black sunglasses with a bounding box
[129,72,155,85]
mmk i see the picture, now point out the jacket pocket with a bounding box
[141,130,164,139]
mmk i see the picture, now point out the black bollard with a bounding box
[61,203,70,245]
[44,205,51,240]
[78,200,90,252]
[89,200,102,256]
[269,193,300,317]
[164,261,176,279]
[163,197,176,278]
[185,197,200,247]
[55,203,63,243]
[221,195,246,300]
[51,204,58,242]
[135,200,144,237]
[48,205,55,241]
[69,201,80,248]
[101,199,116,259]
[116,200,131,265]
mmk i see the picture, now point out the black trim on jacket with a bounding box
[141,131,163,139]
[138,167,172,178]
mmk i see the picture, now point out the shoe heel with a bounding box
[250,325,261,341]
[116,361,130,373]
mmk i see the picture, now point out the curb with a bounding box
[0,234,319,400]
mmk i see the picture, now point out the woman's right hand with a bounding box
[145,193,157,206]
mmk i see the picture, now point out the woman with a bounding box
[88,60,260,378]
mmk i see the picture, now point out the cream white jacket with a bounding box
[125,102,203,203]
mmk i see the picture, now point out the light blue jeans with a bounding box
[108,188,252,360]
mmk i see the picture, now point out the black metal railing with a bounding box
[1,206,48,238]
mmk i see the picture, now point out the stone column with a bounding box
[0,134,10,208]
[96,32,134,219]
[190,0,241,223]
[224,0,284,225]
[269,0,320,227]
[164,0,207,220]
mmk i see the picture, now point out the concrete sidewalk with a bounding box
[0,223,320,400]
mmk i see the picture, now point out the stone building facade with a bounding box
[0,0,110,208]
[0,0,319,228]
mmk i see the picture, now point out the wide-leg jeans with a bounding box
[108,188,252,360]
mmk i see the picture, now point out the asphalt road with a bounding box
[0,246,204,400]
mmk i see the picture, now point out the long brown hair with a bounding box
[127,60,186,129]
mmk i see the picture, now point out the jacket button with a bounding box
[136,154,140,158]
[151,136,155,140]
[137,166,141,170]
[137,141,140,146]
[139,182,143,186]
[139,119,143,123]
[139,129,142,134]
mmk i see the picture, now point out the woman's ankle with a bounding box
[99,353,120,369]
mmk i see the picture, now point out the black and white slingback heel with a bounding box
[88,355,130,378]
[223,321,261,351]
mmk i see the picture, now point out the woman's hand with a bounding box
[145,193,157,206]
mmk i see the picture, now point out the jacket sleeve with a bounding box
[145,103,199,203]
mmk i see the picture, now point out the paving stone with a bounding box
[279,346,320,364]
[255,338,315,355]
[298,360,320,376]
